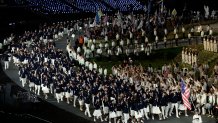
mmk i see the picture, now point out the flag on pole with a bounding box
[95,9,103,24]
[181,78,191,110]
[95,12,100,24]
[98,9,103,18]
[172,8,177,17]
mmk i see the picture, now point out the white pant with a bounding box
[161,106,166,119]
[21,78,27,87]
[51,59,55,65]
[34,85,41,95]
[4,61,9,70]
[201,104,206,115]
[123,113,129,123]
[50,83,53,94]
[73,95,78,107]
[169,103,179,117]
[85,103,91,117]
[143,107,149,119]
[165,103,171,117]
[56,93,63,103]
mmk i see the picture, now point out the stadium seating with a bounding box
[65,0,112,12]
[14,0,143,14]
[104,0,143,11]
[15,0,79,14]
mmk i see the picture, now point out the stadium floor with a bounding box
[0,34,217,123]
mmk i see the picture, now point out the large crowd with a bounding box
[1,11,218,123]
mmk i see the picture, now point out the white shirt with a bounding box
[99,43,103,48]
[89,63,93,71]
[116,33,120,40]
[127,39,130,45]
[84,36,88,44]
[105,43,109,48]
[175,34,178,39]
[174,28,177,34]
[104,68,107,76]
[188,33,191,38]
[93,39,96,44]
[76,54,80,61]
[85,61,89,67]
[93,63,97,69]
[105,35,108,42]
[87,39,92,48]
[141,29,145,36]
[155,36,158,42]
[77,47,81,53]
[164,28,167,35]
[164,36,167,42]
[200,93,207,104]
[145,37,148,43]
[99,67,103,74]
[209,29,213,35]
[72,52,77,59]
[91,44,95,51]
[97,48,102,54]
[80,57,85,65]
[182,27,185,33]
[112,41,115,47]
[192,114,202,123]
[201,31,204,37]
[3,39,7,45]
[120,39,124,46]
[130,32,133,39]
[154,30,157,36]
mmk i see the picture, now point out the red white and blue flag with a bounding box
[181,78,191,110]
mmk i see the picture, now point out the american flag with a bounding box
[181,78,191,110]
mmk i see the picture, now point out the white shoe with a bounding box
[117,119,121,123]
[104,118,108,121]
[176,116,180,118]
